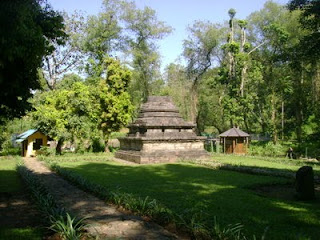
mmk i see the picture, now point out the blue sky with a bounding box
[48,0,288,69]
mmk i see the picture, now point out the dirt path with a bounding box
[23,157,178,239]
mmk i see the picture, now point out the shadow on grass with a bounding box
[0,169,22,193]
[0,167,44,239]
[58,161,320,239]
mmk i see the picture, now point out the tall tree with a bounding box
[0,0,65,121]
[120,1,172,104]
[248,1,304,142]
[87,57,134,151]
[83,0,123,63]
[183,21,222,125]
[31,58,133,153]
[42,11,86,90]
[288,0,320,60]
[164,63,192,120]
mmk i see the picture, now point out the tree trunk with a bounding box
[190,86,198,124]
[240,65,247,97]
[104,139,110,152]
[281,100,284,140]
[295,67,304,142]
[271,93,278,144]
[55,138,64,155]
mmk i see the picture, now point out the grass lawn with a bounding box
[0,157,22,192]
[210,154,320,176]
[0,157,43,240]
[51,155,320,240]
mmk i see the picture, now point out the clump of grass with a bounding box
[212,217,245,240]
[17,165,87,239]
[49,213,87,240]
[175,210,210,239]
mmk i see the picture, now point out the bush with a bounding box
[248,141,288,157]
[37,146,56,156]
[0,147,20,156]
[90,138,105,153]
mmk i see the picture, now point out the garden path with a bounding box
[23,157,178,240]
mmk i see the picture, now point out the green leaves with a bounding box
[31,57,133,151]
[0,0,65,120]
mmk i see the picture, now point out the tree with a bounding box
[82,0,172,109]
[0,0,65,121]
[31,57,133,153]
[288,0,320,141]
[42,11,86,90]
[183,21,222,125]
[91,57,134,150]
[82,0,123,62]
[120,1,172,105]
[163,63,192,120]
[30,79,96,154]
[247,1,305,142]
[288,0,320,60]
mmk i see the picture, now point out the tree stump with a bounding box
[295,166,315,200]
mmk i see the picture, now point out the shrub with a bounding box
[249,141,288,157]
[37,146,56,156]
[0,147,20,156]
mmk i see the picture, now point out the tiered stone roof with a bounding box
[116,96,209,164]
[130,96,195,128]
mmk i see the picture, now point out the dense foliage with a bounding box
[0,0,65,121]
[30,58,133,153]
[1,0,319,157]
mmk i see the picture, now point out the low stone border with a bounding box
[182,159,320,181]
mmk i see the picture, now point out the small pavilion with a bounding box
[219,127,250,154]
[15,129,48,157]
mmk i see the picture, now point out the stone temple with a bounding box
[115,96,209,164]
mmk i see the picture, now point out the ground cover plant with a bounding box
[42,154,320,239]
[0,157,43,240]
[17,165,87,240]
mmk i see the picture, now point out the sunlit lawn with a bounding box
[0,157,22,192]
[54,155,320,239]
[211,153,320,176]
[0,157,43,240]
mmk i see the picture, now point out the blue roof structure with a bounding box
[15,129,38,143]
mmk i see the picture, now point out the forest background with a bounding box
[0,0,319,157]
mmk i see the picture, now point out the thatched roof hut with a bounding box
[219,127,250,154]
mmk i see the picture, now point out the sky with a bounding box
[48,0,289,69]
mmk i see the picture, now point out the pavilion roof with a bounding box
[219,127,250,137]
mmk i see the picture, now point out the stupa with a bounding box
[115,96,209,163]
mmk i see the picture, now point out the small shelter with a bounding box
[15,129,48,157]
[219,127,250,154]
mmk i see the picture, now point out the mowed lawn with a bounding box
[55,157,320,239]
[0,157,43,240]
[211,154,320,176]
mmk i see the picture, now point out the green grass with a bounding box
[0,157,43,240]
[0,228,43,240]
[48,155,320,240]
[0,157,22,192]
[210,153,320,176]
